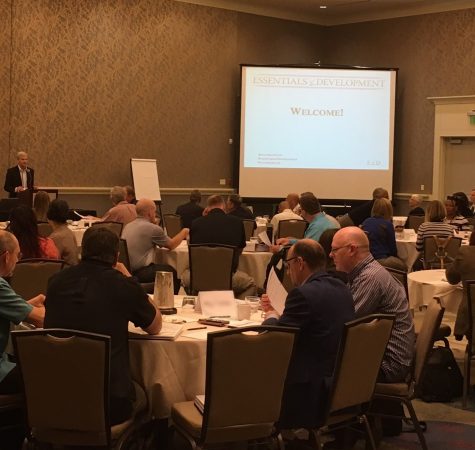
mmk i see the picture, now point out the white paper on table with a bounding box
[197,291,235,317]
[258,230,272,247]
[266,267,287,315]
[73,210,86,219]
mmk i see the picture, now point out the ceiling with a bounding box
[174,0,475,26]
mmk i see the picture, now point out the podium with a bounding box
[17,189,33,208]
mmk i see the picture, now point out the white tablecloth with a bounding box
[155,241,273,288]
[129,296,262,418]
[396,231,419,271]
[407,269,462,313]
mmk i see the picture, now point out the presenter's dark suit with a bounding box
[264,271,355,428]
[4,166,34,198]
[190,208,245,272]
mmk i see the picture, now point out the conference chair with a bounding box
[163,214,182,238]
[91,221,123,237]
[188,244,235,295]
[242,219,255,241]
[423,235,462,269]
[171,326,297,450]
[372,298,445,450]
[276,219,307,240]
[10,258,64,299]
[462,280,475,408]
[309,314,395,450]
[12,329,148,449]
[118,238,131,272]
[36,222,53,238]
[408,215,425,233]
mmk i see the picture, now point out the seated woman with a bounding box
[33,190,50,222]
[444,195,469,230]
[9,205,60,260]
[361,198,406,271]
[416,200,454,252]
[446,232,475,342]
[47,200,79,266]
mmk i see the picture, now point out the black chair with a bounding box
[118,238,131,272]
[408,216,425,232]
[242,219,255,241]
[12,328,148,449]
[91,221,123,237]
[462,280,475,408]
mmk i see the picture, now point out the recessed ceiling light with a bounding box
[320,5,327,8]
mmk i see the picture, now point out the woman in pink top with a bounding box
[8,205,60,260]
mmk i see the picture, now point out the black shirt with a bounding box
[176,201,204,228]
[44,260,156,415]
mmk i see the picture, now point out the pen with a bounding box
[188,326,207,331]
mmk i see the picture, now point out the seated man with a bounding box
[101,186,137,225]
[261,239,355,429]
[342,187,389,227]
[0,230,45,395]
[275,193,339,250]
[331,227,415,382]
[45,227,161,425]
[122,198,189,293]
[175,189,204,228]
[270,200,303,240]
[225,194,254,220]
[181,195,256,299]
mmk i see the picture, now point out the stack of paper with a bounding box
[128,322,184,340]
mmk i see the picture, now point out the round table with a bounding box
[407,269,462,314]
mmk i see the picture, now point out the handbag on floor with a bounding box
[417,344,463,402]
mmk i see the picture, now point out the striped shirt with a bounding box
[416,221,454,251]
[347,255,415,382]
[444,215,470,231]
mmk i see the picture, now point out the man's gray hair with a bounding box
[16,151,27,160]
[410,194,423,205]
[110,186,126,205]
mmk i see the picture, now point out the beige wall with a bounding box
[0,0,324,192]
[324,8,475,195]
[1,1,474,199]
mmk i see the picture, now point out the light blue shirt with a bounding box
[0,277,32,383]
[290,212,339,244]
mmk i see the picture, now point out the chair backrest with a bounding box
[408,215,425,232]
[12,329,111,447]
[201,326,297,444]
[242,219,255,241]
[91,221,123,237]
[189,244,235,294]
[37,222,53,237]
[118,238,131,271]
[465,280,475,346]
[423,236,461,269]
[277,219,307,240]
[385,267,409,299]
[164,214,182,237]
[326,314,395,415]
[10,259,64,299]
[414,298,445,386]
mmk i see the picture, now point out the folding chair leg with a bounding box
[403,400,428,450]
[463,349,471,409]
[361,415,376,450]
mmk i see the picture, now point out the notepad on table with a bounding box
[128,321,184,340]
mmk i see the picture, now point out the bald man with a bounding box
[261,239,354,429]
[4,151,35,198]
[122,199,189,291]
[331,227,414,383]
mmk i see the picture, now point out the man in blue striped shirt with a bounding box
[331,226,415,383]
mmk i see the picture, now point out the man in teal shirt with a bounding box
[0,230,45,394]
[275,193,340,248]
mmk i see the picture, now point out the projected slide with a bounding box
[242,67,392,170]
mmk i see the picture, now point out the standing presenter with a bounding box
[4,151,35,198]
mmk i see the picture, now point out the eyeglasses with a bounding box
[283,256,300,269]
[330,244,352,255]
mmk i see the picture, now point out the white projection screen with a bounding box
[239,65,397,200]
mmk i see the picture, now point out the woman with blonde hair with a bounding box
[361,198,405,270]
[416,200,454,252]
